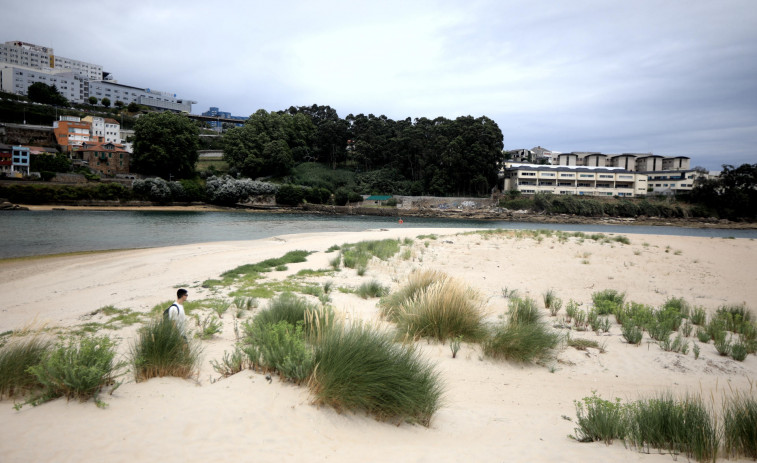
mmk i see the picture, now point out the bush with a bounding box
[29,335,122,402]
[309,323,443,426]
[275,184,306,206]
[0,334,52,398]
[621,323,643,345]
[573,393,628,444]
[484,297,560,363]
[592,289,625,315]
[249,292,325,335]
[393,277,488,342]
[131,318,202,381]
[132,177,174,203]
[722,394,757,459]
[244,321,314,383]
[205,175,278,205]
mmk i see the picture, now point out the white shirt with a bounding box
[169,302,186,333]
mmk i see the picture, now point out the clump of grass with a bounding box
[592,289,625,315]
[340,239,402,271]
[543,289,557,310]
[612,235,631,245]
[131,318,202,382]
[0,333,53,399]
[221,250,311,280]
[309,323,443,426]
[394,277,488,342]
[622,323,643,345]
[194,314,222,340]
[211,347,247,378]
[210,299,231,318]
[567,336,604,352]
[251,292,322,331]
[379,269,447,320]
[28,335,123,404]
[572,392,627,444]
[356,280,389,299]
[244,320,315,384]
[626,393,719,462]
[722,393,757,459]
[483,296,560,363]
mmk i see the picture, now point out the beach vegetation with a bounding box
[722,392,757,459]
[622,323,644,345]
[567,336,605,352]
[194,314,222,339]
[131,317,202,382]
[591,289,625,315]
[0,333,53,398]
[244,320,315,383]
[356,280,389,299]
[572,392,628,444]
[696,328,711,343]
[211,347,247,378]
[309,323,443,426]
[483,296,560,363]
[393,277,488,342]
[248,292,327,335]
[542,289,557,310]
[28,335,123,404]
[380,269,447,320]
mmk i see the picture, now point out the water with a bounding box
[1,210,755,259]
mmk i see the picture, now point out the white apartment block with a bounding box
[502,162,648,197]
[1,40,195,112]
[82,116,121,144]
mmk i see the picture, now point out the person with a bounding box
[168,288,188,337]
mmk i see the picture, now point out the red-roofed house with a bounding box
[72,141,129,176]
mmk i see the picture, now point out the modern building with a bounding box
[501,162,648,197]
[71,141,129,176]
[201,107,246,131]
[1,40,195,112]
[53,116,91,150]
[11,145,30,177]
[645,170,706,194]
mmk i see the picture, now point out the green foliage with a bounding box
[0,334,53,398]
[591,289,625,315]
[393,277,488,342]
[131,318,202,381]
[132,112,200,179]
[244,320,314,384]
[27,82,69,106]
[194,314,222,340]
[221,250,310,280]
[690,163,757,220]
[691,307,707,326]
[722,394,757,459]
[626,393,719,462]
[572,392,628,444]
[211,348,247,377]
[484,297,560,363]
[248,292,325,334]
[380,269,448,320]
[275,184,306,206]
[356,280,389,299]
[310,323,443,426]
[28,335,122,403]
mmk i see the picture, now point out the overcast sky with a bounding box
[6,0,757,170]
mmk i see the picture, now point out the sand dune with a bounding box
[1,228,755,462]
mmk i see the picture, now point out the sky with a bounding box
[5,0,757,170]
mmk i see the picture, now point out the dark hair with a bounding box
[177,288,188,299]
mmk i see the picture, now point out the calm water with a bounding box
[1,210,756,259]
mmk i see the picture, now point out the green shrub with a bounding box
[543,289,557,310]
[715,304,753,333]
[243,321,314,384]
[626,393,719,462]
[250,292,323,334]
[572,392,628,444]
[696,328,711,343]
[592,289,625,315]
[211,348,247,377]
[393,278,488,342]
[0,334,53,398]
[29,335,122,403]
[309,324,443,426]
[194,314,222,340]
[730,340,748,361]
[483,311,560,364]
[722,394,757,459]
[356,280,389,299]
[663,297,690,319]
[131,318,202,381]
[622,323,643,345]
[691,307,707,326]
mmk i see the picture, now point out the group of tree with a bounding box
[688,163,757,219]
[27,82,69,106]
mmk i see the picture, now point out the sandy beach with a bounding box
[1,227,755,462]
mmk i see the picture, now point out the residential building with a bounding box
[0,143,11,175]
[82,116,121,144]
[71,141,129,176]
[0,40,103,80]
[502,162,647,197]
[11,145,30,177]
[53,116,92,150]
[646,169,706,194]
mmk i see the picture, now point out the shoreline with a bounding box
[15,202,757,229]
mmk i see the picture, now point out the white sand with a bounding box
[1,228,756,462]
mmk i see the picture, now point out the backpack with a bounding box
[163,303,179,320]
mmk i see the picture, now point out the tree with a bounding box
[127,102,141,113]
[27,82,68,106]
[132,112,200,179]
[114,100,124,109]
[101,97,111,108]
[690,163,757,219]
[88,96,98,105]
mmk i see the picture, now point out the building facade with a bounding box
[502,162,647,197]
[82,116,121,144]
[11,145,30,177]
[72,141,129,176]
[0,143,11,175]
[53,116,92,150]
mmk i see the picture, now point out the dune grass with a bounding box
[131,318,202,382]
[591,289,626,315]
[379,269,448,320]
[28,335,123,404]
[244,320,315,384]
[356,280,389,299]
[572,393,627,444]
[483,296,560,363]
[722,393,757,459]
[392,276,488,342]
[308,323,443,426]
[0,333,53,399]
[249,292,328,335]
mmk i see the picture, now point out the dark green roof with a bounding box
[366,195,392,201]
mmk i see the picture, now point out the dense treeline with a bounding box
[498,192,694,218]
[222,105,504,197]
[685,163,757,220]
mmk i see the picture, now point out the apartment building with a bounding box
[1,40,195,112]
[71,141,129,176]
[53,116,91,150]
[502,162,647,197]
[645,170,706,194]
[82,116,121,144]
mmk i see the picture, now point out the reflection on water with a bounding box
[1,210,755,259]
